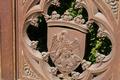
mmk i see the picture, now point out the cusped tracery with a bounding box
[22,0,113,80]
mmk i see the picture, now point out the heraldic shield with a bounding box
[48,26,86,75]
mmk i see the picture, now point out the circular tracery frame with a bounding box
[21,0,115,80]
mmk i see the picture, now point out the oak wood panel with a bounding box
[0,0,15,80]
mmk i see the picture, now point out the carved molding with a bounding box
[16,0,120,80]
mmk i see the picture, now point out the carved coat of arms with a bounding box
[49,30,83,75]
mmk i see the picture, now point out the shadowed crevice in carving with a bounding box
[27,15,48,52]
[74,64,84,73]
[84,23,99,62]
[81,8,88,22]
[48,0,74,15]
[36,16,48,52]
[27,25,40,41]
[48,56,56,67]
[98,37,112,55]
[84,22,112,63]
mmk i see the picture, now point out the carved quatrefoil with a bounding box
[23,0,113,80]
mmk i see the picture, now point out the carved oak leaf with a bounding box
[30,41,39,49]
[51,0,60,7]
[75,0,83,9]
[96,53,106,63]
[28,16,39,27]
[61,10,73,21]
[41,52,49,62]
[49,67,58,76]
[81,60,91,70]
[51,11,60,20]
[86,20,94,28]
[44,14,51,21]
[71,71,80,79]
[74,15,85,24]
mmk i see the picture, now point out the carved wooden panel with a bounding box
[16,0,120,80]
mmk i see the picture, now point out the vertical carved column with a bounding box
[111,0,120,80]
[0,0,15,80]
[0,31,1,80]
[0,16,2,80]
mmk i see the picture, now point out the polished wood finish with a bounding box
[0,0,15,80]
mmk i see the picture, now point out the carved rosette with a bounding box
[19,0,116,80]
